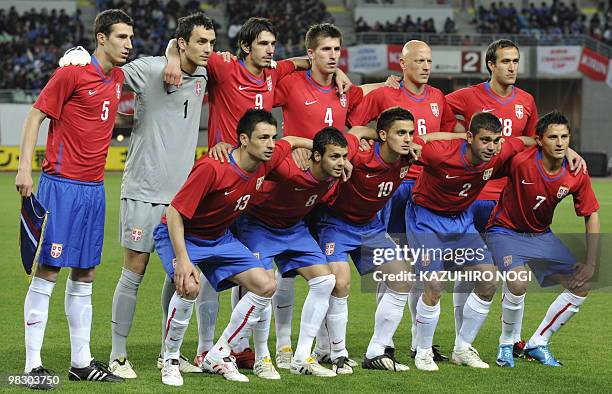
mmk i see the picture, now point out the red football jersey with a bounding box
[412,137,525,214]
[169,140,292,239]
[446,82,538,200]
[34,59,124,182]
[488,147,599,233]
[347,83,457,180]
[329,134,416,223]
[247,156,339,228]
[274,70,364,138]
[206,53,295,147]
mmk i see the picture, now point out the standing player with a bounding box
[152,109,312,385]
[485,111,599,368]
[406,112,535,372]
[14,9,133,389]
[234,127,374,378]
[348,39,459,362]
[444,39,537,345]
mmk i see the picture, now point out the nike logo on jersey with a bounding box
[521,180,535,185]
[294,187,309,191]
[238,85,249,91]
[88,90,97,96]
[224,189,237,195]
[166,89,178,95]
[445,174,459,179]
[365,174,378,178]
[304,100,318,106]
[482,108,495,113]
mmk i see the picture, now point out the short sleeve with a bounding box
[274,74,292,107]
[440,99,458,132]
[33,66,79,120]
[573,173,600,216]
[347,85,364,113]
[445,88,469,117]
[264,139,293,173]
[206,52,231,83]
[345,133,361,161]
[275,60,296,81]
[171,160,215,219]
[523,95,538,137]
[499,137,526,162]
[122,56,158,94]
[347,88,382,126]
[417,138,445,167]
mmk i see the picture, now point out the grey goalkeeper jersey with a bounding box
[120,56,207,204]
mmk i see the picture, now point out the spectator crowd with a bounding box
[355,15,456,34]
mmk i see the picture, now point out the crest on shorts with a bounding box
[515,104,524,119]
[50,243,63,258]
[266,76,273,91]
[430,102,439,117]
[339,94,347,108]
[256,176,265,190]
[557,185,570,199]
[483,168,493,180]
[131,228,143,242]
[115,83,121,99]
[253,252,260,260]
[195,80,202,96]
[399,166,410,179]
[503,255,513,267]
[325,242,335,256]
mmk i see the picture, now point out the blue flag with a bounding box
[19,195,48,278]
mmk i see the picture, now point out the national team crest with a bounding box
[399,166,409,178]
[503,255,513,267]
[266,76,272,91]
[195,80,202,96]
[515,104,524,119]
[115,83,121,99]
[50,243,63,258]
[131,228,143,242]
[557,185,570,199]
[430,102,439,117]
[256,176,265,190]
[325,242,335,256]
[339,94,347,108]
[483,168,493,180]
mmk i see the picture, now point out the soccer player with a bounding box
[234,127,374,378]
[406,112,536,372]
[485,111,599,368]
[270,22,388,368]
[58,13,217,377]
[152,109,311,385]
[348,39,459,362]
[14,9,133,389]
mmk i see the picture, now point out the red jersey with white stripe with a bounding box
[488,147,599,233]
[247,156,339,228]
[446,82,538,200]
[206,53,295,147]
[412,137,525,214]
[34,59,124,182]
[274,70,364,138]
[168,140,292,239]
[329,134,416,223]
[347,83,457,180]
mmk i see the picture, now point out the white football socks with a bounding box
[196,272,218,354]
[253,303,272,360]
[415,295,440,352]
[24,277,55,372]
[500,283,525,345]
[65,279,93,368]
[408,280,424,350]
[110,267,143,360]
[210,292,270,359]
[527,289,585,348]
[164,293,195,360]
[294,275,335,363]
[272,271,295,351]
[366,287,408,359]
[160,275,175,355]
[326,295,349,360]
[452,280,474,336]
[231,286,251,352]
[455,291,491,352]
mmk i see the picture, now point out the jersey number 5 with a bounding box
[101,100,110,121]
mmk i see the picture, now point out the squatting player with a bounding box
[15,9,133,389]
[485,111,599,368]
[152,109,312,385]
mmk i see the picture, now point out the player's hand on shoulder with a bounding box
[385,75,402,89]
[208,142,233,163]
[292,148,311,171]
[566,148,588,175]
[163,57,183,87]
[15,170,33,197]
[58,46,91,67]
[359,138,373,152]
[216,51,236,63]
[334,68,352,95]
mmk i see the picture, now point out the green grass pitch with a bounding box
[0,172,611,393]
